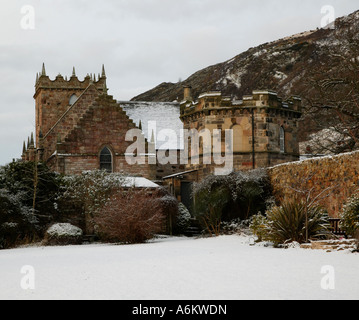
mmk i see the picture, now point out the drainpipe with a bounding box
[251,108,256,169]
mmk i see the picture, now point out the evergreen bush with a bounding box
[341,194,359,237]
[253,201,331,246]
[44,223,83,246]
[192,169,272,235]
[0,161,61,248]
[173,203,191,235]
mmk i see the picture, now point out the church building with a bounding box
[21,65,302,191]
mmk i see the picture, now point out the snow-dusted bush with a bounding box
[0,161,62,248]
[44,223,83,246]
[94,188,166,244]
[220,218,243,235]
[249,214,268,242]
[57,170,126,233]
[192,169,272,236]
[0,188,38,249]
[173,203,192,235]
[341,194,359,237]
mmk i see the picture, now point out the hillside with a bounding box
[131,10,359,141]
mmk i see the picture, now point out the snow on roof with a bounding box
[119,101,184,150]
[198,92,222,99]
[122,177,160,189]
[163,169,199,180]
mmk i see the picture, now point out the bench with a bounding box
[82,235,98,244]
[329,219,347,238]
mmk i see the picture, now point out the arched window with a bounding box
[232,125,244,153]
[280,127,285,154]
[100,146,113,172]
[69,94,78,106]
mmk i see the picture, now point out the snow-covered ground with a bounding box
[0,235,358,300]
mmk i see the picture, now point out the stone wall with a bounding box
[34,72,106,146]
[46,92,155,179]
[268,151,359,218]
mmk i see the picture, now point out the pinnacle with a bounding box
[41,63,46,76]
[30,132,35,147]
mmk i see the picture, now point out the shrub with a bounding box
[263,201,331,246]
[57,170,126,233]
[220,218,243,235]
[159,193,179,234]
[341,194,359,237]
[94,188,167,244]
[249,214,268,242]
[44,223,83,246]
[192,169,272,235]
[229,170,272,221]
[173,203,192,235]
[0,162,61,246]
[193,183,231,236]
[0,189,38,249]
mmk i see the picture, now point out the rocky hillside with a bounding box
[132,10,359,140]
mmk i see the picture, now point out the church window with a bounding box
[100,146,113,173]
[69,94,78,106]
[280,127,285,154]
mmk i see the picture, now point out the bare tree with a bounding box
[304,28,359,154]
[278,170,339,242]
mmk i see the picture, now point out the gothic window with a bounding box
[100,146,113,173]
[69,94,78,106]
[280,127,285,154]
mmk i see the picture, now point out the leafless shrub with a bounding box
[93,188,171,244]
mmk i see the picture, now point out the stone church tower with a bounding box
[22,64,155,179]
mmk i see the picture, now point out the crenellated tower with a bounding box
[33,63,108,148]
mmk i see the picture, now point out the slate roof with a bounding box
[119,101,183,150]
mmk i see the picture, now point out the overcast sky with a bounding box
[0,0,358,166]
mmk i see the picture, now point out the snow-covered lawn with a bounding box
[0,235,358,300]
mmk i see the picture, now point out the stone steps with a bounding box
[301,239,358,252]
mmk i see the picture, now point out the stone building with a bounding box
[163,86,302,210]
[22,64,155,179]
[179,86,302,177]
[21,65,302,204]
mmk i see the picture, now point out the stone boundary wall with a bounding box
[267,151,359,218]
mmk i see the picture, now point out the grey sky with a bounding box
[0,0,358,165]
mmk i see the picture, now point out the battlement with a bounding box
[33,64,109,149]
[34,64,107,97]
[180,88,302,117]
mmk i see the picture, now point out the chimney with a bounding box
[183,85,192,101]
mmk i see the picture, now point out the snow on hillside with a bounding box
[1,235,358,300]
[132,10,359,106]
